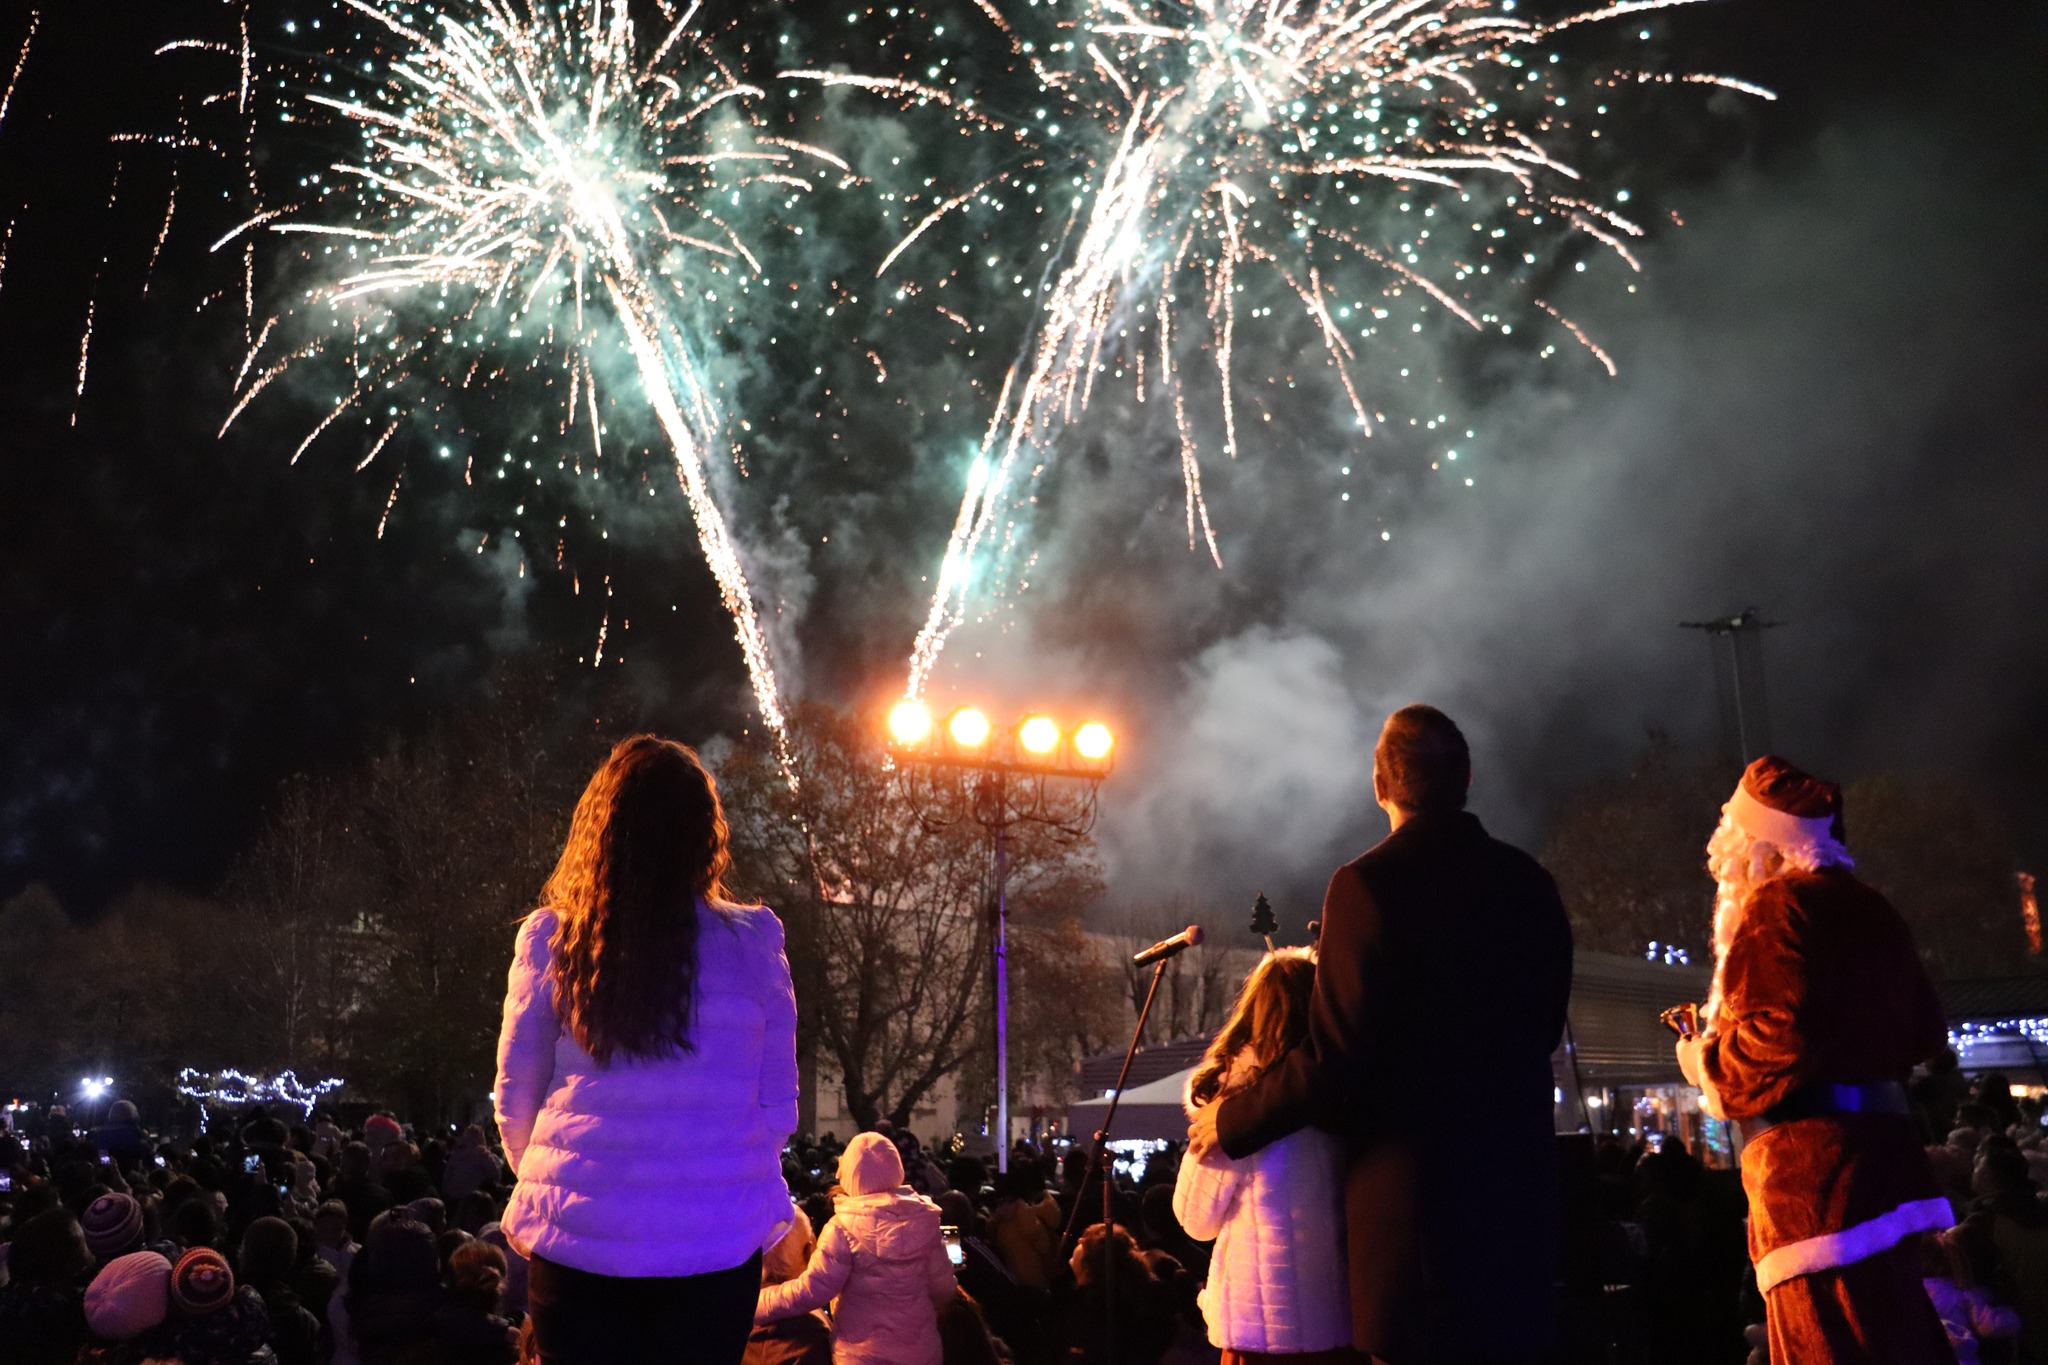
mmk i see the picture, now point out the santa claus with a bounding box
[1676,755,1956,1363]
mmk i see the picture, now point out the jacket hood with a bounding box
[835,1188,944,1261]
[839,1132,906,1197]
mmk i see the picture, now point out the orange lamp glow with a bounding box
[888,700,934,746]
[1018,715,1061,755]
[1074,722,1114,761]
[948,707,992,748]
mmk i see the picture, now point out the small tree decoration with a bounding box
[1250,892,1278,953]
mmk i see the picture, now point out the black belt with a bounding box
[1742,1081,1910,1139]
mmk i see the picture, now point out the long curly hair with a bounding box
[1186,948,1317,1110]
[542,735,734,1066]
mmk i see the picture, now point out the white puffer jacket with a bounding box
[756,1133,956,1365]
[1173,1071,1351,1354]
[494,902,798,1277]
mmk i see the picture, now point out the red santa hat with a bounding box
[1728,755,1844,847]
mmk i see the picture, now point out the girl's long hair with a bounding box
[1186,947,1317,1109]
[542,735,734,1066]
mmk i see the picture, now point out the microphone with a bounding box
[1131,924,1205,967]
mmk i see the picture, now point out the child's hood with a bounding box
[838,1131,906,1196]
[835,1188,945,1261]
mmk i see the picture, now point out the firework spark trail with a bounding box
[229,0,839,756]
[0,9,37,134]
[71,161,126,427]
[891,0,1769,696]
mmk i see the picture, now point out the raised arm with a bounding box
[755,907,800,1142]
[493,911,562,1177]
[757,1222,854,1321]
[1215,865,1386,1158]
[925,1236,960,1305]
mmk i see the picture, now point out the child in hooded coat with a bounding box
[754,1131,957,1365]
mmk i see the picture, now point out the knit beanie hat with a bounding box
[170,1246,236,1315]
[82,1192,145,1260]
[839,1131,907,1197]
[364,1114,402,1151]
[237,1216,297,1291]
[84,1251,172,1340]
[107,1100,140,1125]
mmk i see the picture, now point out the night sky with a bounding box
[2,0,2044,918]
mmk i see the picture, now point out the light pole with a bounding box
[885,700,1115,1171]
[1680,607,1782,768]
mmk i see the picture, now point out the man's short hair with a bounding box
[1374,705,1470,813]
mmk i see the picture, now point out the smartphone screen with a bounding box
[0,1171,13,1191]
[154,1155,166,1168]
[244,1153,263,1174]
[942,1228,964,1267]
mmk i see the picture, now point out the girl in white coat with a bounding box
[754,1132,957,1365]
[1174,949,1353,1365]
[495,735,798,1365]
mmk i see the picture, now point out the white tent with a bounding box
[1064,1066,1196,1143]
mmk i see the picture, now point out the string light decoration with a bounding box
[1949,1019,2048,1073]
[176,1069,345,1130]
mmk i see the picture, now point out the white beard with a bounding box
[1701,810,1854,1026]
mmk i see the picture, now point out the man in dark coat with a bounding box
[1189,704,1574,1364]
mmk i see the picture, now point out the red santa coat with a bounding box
[1687,867,1953,1291]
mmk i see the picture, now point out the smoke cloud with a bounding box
[908,98,2048,920]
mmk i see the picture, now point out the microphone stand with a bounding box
[1064,954,1173,1364]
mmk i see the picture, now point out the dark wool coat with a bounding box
[1215,811,1573,1357]
[1690,867,1955,1363]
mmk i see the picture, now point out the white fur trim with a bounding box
[1728,784,1838,851]
[1753,1197,1954,1293]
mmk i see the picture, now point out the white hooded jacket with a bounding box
[757,1133,957,1365]
[493,902,798,1277]
[1173,1064,1352,1354]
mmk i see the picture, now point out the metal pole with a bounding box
[994,811,1011,1174]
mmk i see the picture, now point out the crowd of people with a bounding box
[0,1102,523,1365]
[5,716,2034,1365]
[0,1097,1249,1365]
[17,1066,2048,1365]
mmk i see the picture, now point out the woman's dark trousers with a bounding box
[528,1250,763,1365]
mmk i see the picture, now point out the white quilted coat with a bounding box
[493,901,798,1277]
[755,1132,957,1365]
[1173,1073,1352,1354]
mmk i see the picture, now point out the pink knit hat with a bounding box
[85,1251,172,1340]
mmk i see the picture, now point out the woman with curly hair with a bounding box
[495,736,798,1365]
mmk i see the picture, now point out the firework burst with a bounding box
[226,0,842,745]
[854,0,1770,695]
